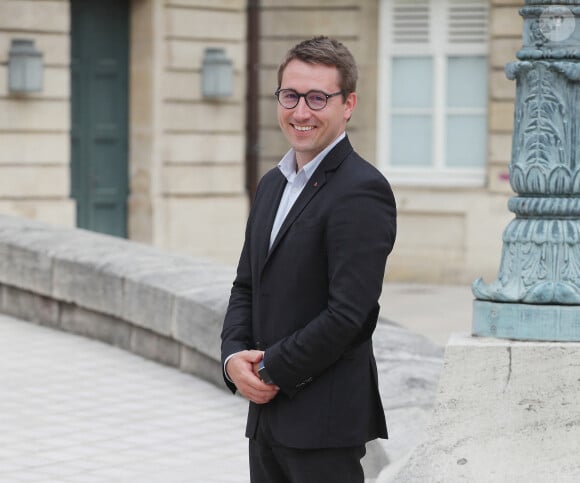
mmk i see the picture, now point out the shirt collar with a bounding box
[278,132,346,182]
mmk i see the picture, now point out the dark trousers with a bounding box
[249,415,366,483]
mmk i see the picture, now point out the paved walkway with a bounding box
[0,283,474,482]
[379,282,474,346]
[0,314,249,483]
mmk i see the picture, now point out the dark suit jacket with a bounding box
[221,136,396,449]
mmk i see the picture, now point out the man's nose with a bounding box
[293,97,311,117]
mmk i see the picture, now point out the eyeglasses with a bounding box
[274,88,344,110]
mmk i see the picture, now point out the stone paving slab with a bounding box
[0,314,249,483]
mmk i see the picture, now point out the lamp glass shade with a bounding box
[202,48,233,99]
[8,39,43,93]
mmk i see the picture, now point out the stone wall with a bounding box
[0,213,233,386]
[0,0,75,226]
[388,188,513,283]
[129,0,248,265]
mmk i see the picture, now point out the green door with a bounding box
[71,0,129,237]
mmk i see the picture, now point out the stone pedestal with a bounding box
[389,333,580,482]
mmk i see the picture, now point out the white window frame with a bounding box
[377,0,489,187]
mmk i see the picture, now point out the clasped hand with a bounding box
[226,350,279,404]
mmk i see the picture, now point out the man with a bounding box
[221,36,397,483]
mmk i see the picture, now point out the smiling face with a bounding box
[277,59,357,169]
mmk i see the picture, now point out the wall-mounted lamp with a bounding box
[201,48,233,99]
[8,39,43,94]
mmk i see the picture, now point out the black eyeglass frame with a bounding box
[274,88,345,110]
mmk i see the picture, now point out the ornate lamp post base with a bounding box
[473,300,580,341]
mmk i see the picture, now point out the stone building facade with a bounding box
[0,0,524,284]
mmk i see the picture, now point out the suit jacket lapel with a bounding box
[257,170,287,275]
[265,136,353,264]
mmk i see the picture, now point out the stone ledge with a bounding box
[0,214,234,387]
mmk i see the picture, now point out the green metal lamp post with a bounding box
[473,0,580,341]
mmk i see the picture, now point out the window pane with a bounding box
[446,115,486,167]
[447,56,487,108]
[391,57,433,108]
[391,115,432,166]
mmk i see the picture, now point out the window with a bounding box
[378,0,489,186]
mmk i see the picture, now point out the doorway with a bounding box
[70,0,129,237]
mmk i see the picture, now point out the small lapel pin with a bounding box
[313,181,318,187]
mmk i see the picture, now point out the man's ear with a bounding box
[344,92,357,122]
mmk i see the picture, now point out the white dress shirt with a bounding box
[269,132,346,248]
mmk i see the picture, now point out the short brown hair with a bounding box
[277,36,358,100]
